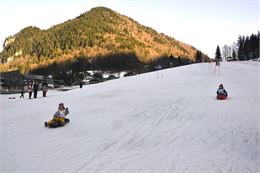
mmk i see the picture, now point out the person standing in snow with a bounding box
[33,81,39,98]
[45,103,69,127]
[42,81,48,97]
[79,81,83,88]
[28,83,33,99]
[20,86,25,98]
[216,84,228,99]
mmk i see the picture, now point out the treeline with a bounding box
[237,32,259,60]
[30,52,143,83]
[219,31,259,61]
[149,55,193,69]
[92,52,142,70]
[29,53,193,84]
[194,50,210,63]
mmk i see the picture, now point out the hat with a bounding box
[59,103,65,108]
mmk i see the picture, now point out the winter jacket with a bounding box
[42,86,48,92]
[217,88,228,96]
[28,85,32,92]
[33,84,39,91]
[54,109,69,118]
[42,83,48,91]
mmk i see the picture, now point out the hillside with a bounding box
[1,62,259,172]
[0,7,208,73]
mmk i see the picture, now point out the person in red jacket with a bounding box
[28,83,33,99]
[42,81,48,97]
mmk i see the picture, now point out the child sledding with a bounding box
[45,103,70,128]
[216,84,228,100]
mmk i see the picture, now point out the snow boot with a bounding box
[65,118,70,124]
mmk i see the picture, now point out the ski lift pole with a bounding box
[219,65,221,76]
[214,64,216,77]
[156,65,162,79]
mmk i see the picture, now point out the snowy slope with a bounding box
[1,62,259,173]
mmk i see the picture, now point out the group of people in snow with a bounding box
[20,81,48,99]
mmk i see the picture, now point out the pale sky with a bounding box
[0,0,259,58]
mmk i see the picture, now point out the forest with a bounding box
[0,7,204,75]
[219,31,259,61]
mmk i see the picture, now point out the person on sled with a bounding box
[216,84,228,99]
[45,103,69,127]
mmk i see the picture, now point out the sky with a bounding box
[0,0,259,58]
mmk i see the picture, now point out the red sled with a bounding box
[217,95,227,100]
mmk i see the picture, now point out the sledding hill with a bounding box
[1,62,259,173]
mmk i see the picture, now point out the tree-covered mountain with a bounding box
[0,7,208,73]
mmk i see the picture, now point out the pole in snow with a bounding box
[156,65,163,79]
[214,60,221,77]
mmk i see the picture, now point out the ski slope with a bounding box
[1,62,259,173]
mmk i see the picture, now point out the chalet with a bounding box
[24,74,45,84]
[0,70,24,89]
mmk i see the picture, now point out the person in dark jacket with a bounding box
[20,86,24,98]
[33,81,39,98]
[216,84,228,97]
[79,81,83,88]
[42,81,48,97]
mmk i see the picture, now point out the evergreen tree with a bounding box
[195,50,203,63]
[215,45,222,61]
[237,35,245,60]
[232,49,237,60]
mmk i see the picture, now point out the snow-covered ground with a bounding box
[0,62,259,173]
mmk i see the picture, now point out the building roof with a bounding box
[0,70,23,77]
[25,74,45,80]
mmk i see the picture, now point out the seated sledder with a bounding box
[216,84,228,100]
[45,103,70,128]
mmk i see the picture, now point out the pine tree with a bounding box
[237,35,245,60]
[215,45,222,61]
[232,49,237,61]
[195,50,203,63]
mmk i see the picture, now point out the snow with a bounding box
[86,71,127,78]
[1,62,259,173]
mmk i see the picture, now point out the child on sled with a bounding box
[45,103,69,127]
[216,84,228,100]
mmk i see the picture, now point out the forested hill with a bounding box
[0,7,208,73]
